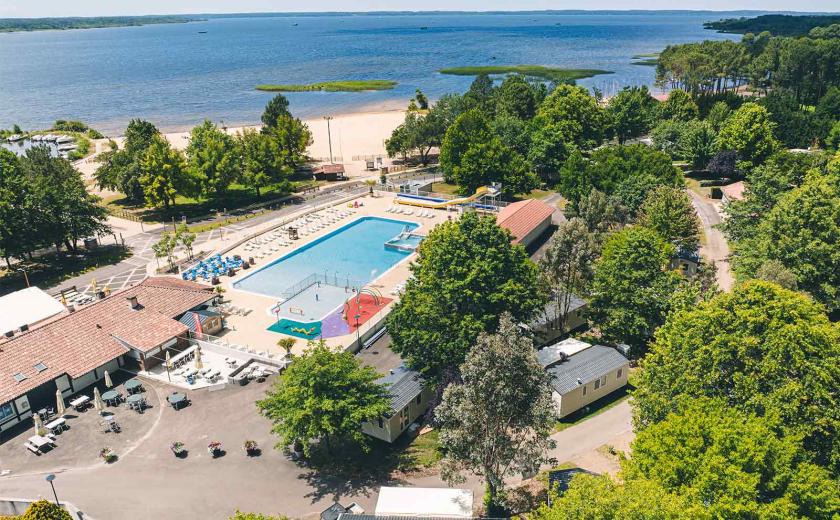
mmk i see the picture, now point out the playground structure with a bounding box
[394,185,500,210]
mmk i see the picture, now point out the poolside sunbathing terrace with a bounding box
[218,193,452,352]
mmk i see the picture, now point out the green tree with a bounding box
[139,135,189,212]
[440,108,492,183]
[826,120,840,151]
[755,259,798,290]
[463,74,495,113]
[555,148,590,204]
[637,186,700,252]
[706,101,731,132]
[19,146,110,254]
[733,173,840,310]
[20,499,72,520]
[589,226,680,353]
[414,88,429,110]
[186,120,240,199]
[607,86,658,144]
[229,512,290,520]
[680,120,717,169]
[539,218,598,331]
[634,280,840,472]
[529,84,610,179]
[387,212,545,380]
[152,232,177,271]
[175,223,196,260]
[627,399,840,519]
[260,93,291,129]
[495,74,540,120]
[93,119,160,202]
[266,113,312,169]
[436,314,556,515]
[717,102,778,166]
[256,341,390,456]
[237,128,287,197]
[658,89,699,121]
[570,188,626,235]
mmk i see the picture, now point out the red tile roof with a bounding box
[0,277,213,404]
[496,199,555,243]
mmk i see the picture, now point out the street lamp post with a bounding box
[15,268,30,288]
[324,116,334,164]
[45,474,59,505]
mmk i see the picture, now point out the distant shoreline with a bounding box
[0,15,203,34]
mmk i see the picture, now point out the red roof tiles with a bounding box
[0,277,213,404]
[496,199,555,244]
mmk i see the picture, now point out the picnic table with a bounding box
[127,393,146,411]
[101,390,121,406]
[44,417,67,433]
[167,393,187,410]
[124,379,142,394]
[69,395,90,410]
[28,435,53,449]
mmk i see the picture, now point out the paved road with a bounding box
[688,190,733,291]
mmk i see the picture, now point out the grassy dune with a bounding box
[255,80,398,92]
[438,65,612,82]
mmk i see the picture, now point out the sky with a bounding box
[0,1,837,18]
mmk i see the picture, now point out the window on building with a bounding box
[594,379,601,390]
[12,373,26,383]
[582,385,587,396]
[377,417,384,428]
[617,368,623,378]
[34,362,47,373]
[601,375,607,386]
[415,394,421,405]
[0,403,14,422]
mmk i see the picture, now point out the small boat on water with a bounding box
[198,31,208,34]
[31,134,43,141]
[7,134,24,142]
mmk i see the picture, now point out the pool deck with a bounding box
[216,192,455,355]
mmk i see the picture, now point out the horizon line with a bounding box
[3,9,839,20]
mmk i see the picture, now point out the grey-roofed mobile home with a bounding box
[361,366,433,443]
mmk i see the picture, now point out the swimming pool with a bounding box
[233,216,419,300]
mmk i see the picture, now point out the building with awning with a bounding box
[0,277,214,433]
[312,163,346,181]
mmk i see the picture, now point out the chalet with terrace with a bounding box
[0,277,215,433]
[538,338,630,418]
[361,366,433,443]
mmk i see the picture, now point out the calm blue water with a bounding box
[233,216,419,299]
[0,11,751,134]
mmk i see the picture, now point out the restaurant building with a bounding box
[0,277,214,433]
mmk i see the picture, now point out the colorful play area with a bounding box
[268,290,393,339]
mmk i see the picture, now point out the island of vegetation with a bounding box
[255,80,398,93]
[0,15,203,33]
[631,53,659,66]
[704,14,840,36]
[438,65,612,83]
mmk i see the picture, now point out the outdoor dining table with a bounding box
[69,395,90,410]
[167,393,187,410]
[28,435,53,450]
[124,379,142,394]
[101,390,121,406]
[126,393,146,410]
[44,417,67,434]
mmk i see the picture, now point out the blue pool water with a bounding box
[234,217,419,299]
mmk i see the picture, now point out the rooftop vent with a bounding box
[126,295,140,310]
[4,330,14,338]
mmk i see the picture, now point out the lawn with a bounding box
[430,181,461,195]
[0,245,131,296]
[256,80,398,92]
[554,386,632,433]
[103,180,315,224]
[439,65,612,82]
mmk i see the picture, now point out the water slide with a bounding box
[395,186,495,209]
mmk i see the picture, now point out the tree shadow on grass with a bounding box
[296,429,441,504]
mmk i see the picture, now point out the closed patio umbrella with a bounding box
[194,346,204,370]
[104,370,113,388]
[93,387,104,412]
[55,389,66,417]
[33,414,45,437]
[165,350,172,370]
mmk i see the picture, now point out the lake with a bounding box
[0,11,749,135]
